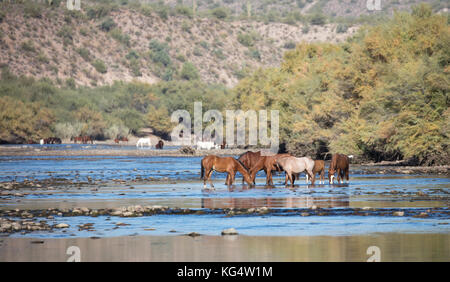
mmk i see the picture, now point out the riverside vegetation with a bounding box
[0,3,448,166]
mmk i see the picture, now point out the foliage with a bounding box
[92,59,107,74]
[180,62,200,81]
[233,5,449,165]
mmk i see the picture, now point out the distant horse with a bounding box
[197,141,215,150]
[276,156,315,187]
[155,140,164,149]
[220,140,226,149]
[136,138,151,148]
[39,139,44,145]
[114,136,129,144]
[201,155,253,188]
[307,160,325,184]
[71,136,92,144]
[248,153,291,185]
[328,154,349,184]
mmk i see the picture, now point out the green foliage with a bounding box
[87,4,115,20]
[233,6,449,165]
[21,40,36,53]
[109,28,130,46]
[76,47,91,62]
[99,17,116,32]
[336,23,349,33]
[180,62,200,81]
[149,39,171,67]
[24,2,43,19]
[211,7,229,20]
[92,59,107,74]
[237,32,255,47]
[310,13,326,25]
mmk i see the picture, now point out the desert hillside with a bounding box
[1,1,358,87]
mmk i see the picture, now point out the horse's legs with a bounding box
[208,170,214,188]
[336,168,341,184]
[320,169,325,184]
[308,169,315,185]
[266,169,272,185]
[345,169,349,183]
[225,173,230,185]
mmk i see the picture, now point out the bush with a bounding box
[99,17,116,32]
[180,62,199,80]
[76,47,91,62]
[149,40,171,66]
[175,5,193,18]
[237,33,254,47]
[211,7,228,20]
[302,25,310,34]
[310,13,326,26]
[283,41,296,49]
[87,4,114,19]
[336,24,349,33]
[92,59,107,74]
[109,28,130,46]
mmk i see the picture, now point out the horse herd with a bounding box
[201,151,351,188]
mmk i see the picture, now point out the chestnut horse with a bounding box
[328,154,349,184]
[201,155,253,188]
[237,151,261,183]
[276,156,315,187]
[249,153,291,185]
[308,160,325,184]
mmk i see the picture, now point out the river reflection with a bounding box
[201,196,349,209]
[1,233,448,261]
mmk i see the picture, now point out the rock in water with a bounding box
[55,223,69,228]
[221,228,238,235]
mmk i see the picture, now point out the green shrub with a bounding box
[76,48,91,62]
[175,5,193,18]
[211,7,228,20]
[109,28,130,46]
[336,24,349,33]
[87,4,114,20]
[129,59,141,77]
[92,59,107,74]
[302,25,310,34]
[99,17,116,32]
[149,40,171,66]
[180,62,199,80]
[237,32,254,47]
[310,13,326,25]
[283,41,296,49]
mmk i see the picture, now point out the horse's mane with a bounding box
[235,158,250,174]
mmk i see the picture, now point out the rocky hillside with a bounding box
[0,1,356,87]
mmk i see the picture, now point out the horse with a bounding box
[220,140,226,149]
[200,155,253,188]
[248,153,291,185]
[328,154,349,184]
[43,137,62,144]
[156,140,164,149]
[237,151,261,183]
[136,138,151,148]
[114,136,129,144]
[307,160,325,184]
[276,156,315,187]
[197,141,215,150]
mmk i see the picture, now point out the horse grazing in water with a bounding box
[155,140,164,149]
[276,156,315,187]
[237,151,261,183]
[249,153,291,185]
[201,155,253,188]
[328,154,349,184]
[307,160,325,184]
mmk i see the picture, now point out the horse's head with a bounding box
[328,169,336,184]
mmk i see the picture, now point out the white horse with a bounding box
[39,139,44,145]
[136,138,151,148]
[276,156,315,187]
[197,141,215,150]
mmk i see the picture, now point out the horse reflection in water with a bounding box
[201,196,350,209]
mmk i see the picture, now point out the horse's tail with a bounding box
[201,160,205,180]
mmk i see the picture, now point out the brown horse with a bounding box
[201,155,253,188]
[220,140,226,149]
[237,151,261,183]
[155,140,164,149]
[115,136,129,144]
[311,160,325,184]
[328,154,349,184]
[249,153,291,185]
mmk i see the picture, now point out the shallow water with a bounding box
[0,155,449,239]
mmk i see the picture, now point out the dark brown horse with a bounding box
[237,151,261,183]
[249,153,292,185]
[71,136,93,144]
[328,154,349,184]
[114,136,128,144]
[220,140,226,149]
[155,140,164,149]
[201,155,253,188]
